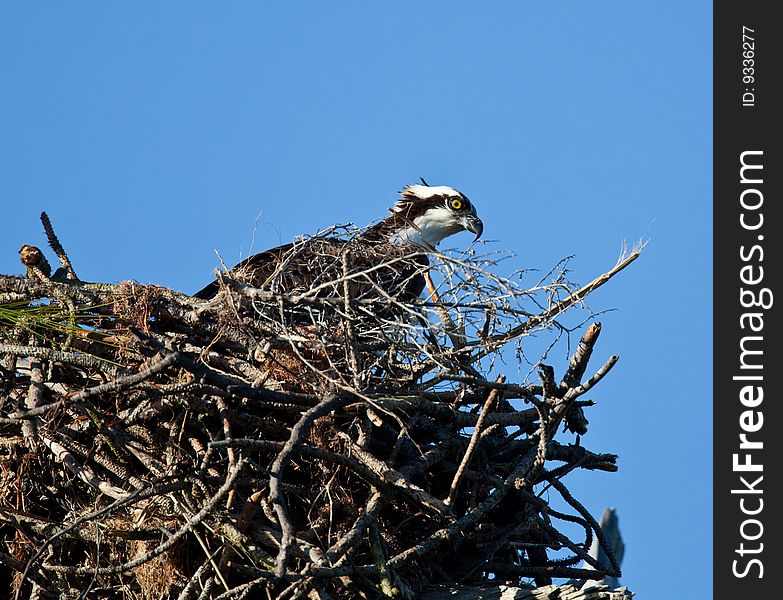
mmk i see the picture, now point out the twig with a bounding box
[40,212,78,280]
[21,353,44,445]
[445,376,504,506]
[337,432,452,517]
[387,444,540,569]
[470,248,641,362]
[270,394,346,577]
[368,516,397,597]
[41,435,129,499]
[560,322,602,391]
[8,351,177,420]
[424,271,465,350]
[488,563,610,581]
[545,476,622,577]
[327,489,384,565]
[14,477,195,598]
[41,460,246,576]
[341,248,361,389]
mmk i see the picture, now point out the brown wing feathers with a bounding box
[193,236,428,303]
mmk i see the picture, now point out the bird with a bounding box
[193,182,483,305]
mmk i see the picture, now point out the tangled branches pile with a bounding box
[0,218,639,599]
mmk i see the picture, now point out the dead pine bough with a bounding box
[0,213,641,599]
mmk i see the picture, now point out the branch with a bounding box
[445,376,504,506]
[470,248,641,362]
[40,212,78,281]
[270,394,346,577]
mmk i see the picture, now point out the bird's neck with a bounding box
[364,208,459,249]
[386,223,449,249]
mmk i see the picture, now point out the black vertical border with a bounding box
[714,1,781,598]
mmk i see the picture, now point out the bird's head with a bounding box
[383,183,484,249]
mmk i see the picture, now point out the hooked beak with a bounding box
[463,214,484,242]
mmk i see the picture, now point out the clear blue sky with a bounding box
[1,3,712,597]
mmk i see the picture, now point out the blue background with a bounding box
[0,3,712,597]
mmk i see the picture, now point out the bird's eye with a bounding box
[449,197,463,210]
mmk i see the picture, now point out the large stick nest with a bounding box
[1,219,640,599]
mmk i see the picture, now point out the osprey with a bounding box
[193,183,483,303]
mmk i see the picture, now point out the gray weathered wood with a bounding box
[421,582,634,599]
